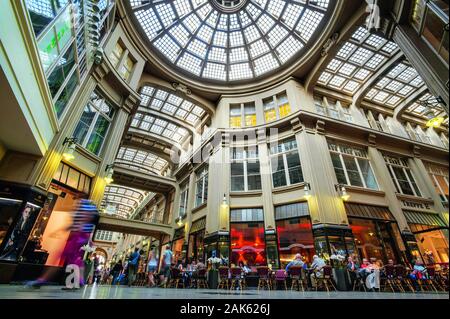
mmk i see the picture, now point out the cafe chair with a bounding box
[315,266,337,292]
[218,266,230,290]
[347,269,366,292]
[424,266,440,292]
[168,267,184,289]
[256,266,271,291]
[381,265,397,292]
[195,268,208,289]
[273,270,288,290]
[289,266,305,292]
[394,265,414,293]
[230,267,244,290]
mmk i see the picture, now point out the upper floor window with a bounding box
[384,155,422,197]
[73,90,115,156]
[315,96,352,123]
[195,166,208,208]
[26,0,70,37]
[425,163,449,204]
[328,141,379,190]
[109,42,124,68]
[411,0,449,63]
[108,41,135,82]
[269,137,304,188]
[179,182,189,217]
[231,147,261,192]
[119,56,135,81]
[229,103,256,128]
[263,92,291,123]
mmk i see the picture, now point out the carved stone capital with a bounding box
[123,94,140,114]
[290,117,303,133]
[321,32,339,57]
[316,120,326,135]
[368,133,377,147]
[172,82,192,95]
[413,145,421,158]
[92,60,111,82]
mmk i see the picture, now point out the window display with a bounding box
[350,218,401,263]
[0,203,41,262]
[230,222,266,267]
[276,216,315,268]
[0,198,23,248]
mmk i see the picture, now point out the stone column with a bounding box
[206,132,229,234]
[367,143,410,232]
[296,120,348,226]
[257,128,276,231]
[410,148,449,226]
[30,77,98,190]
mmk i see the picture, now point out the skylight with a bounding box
[116,146,169,175]
[318,27,399,94]
[129,0,332,82]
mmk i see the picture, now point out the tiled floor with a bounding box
[0,285,448,299]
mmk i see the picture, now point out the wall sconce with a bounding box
[221,193,229,208]
[420,96,447,129]
[104,164,114,185]
[176,216,184,227]
[335,184,350,201]
[303,182,312,200]
[62,137,78,161]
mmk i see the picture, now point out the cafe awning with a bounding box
[189,217,206,233]
[403,210,448,228]
[344,203,395,221]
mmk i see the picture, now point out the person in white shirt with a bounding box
[310,255,326,288]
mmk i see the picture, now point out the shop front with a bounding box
[187,217,205,262]
[230,208,266,267]
[172,226,186,263]
[0,162,93,283]
[275,202,315,268]
[403,210,449,265]
[346,203,404,264]
[0,182,47,283]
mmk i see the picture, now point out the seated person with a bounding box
[310,255,326,288]
[409,260,426,291]
[358,258,371,280]
[346,256,360,285]
[239,261,251,274]
[365,258,381,291]
[285,254,305,273]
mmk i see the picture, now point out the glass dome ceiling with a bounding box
[128,0,333,82]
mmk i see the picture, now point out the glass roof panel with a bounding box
[363,61,426,108]
[130,0,332,82]
[100,185,151,219]
[116,146,169,175]
[138,85,206,127]
[318,26,399,94]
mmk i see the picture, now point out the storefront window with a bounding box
[0,198,23,248]
[410,224,449,264]
[350,218,400,263]
[172,237,185,263]
[276,216,315,268]
[230,222,266,267]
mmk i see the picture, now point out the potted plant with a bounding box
[330,254,350,291]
